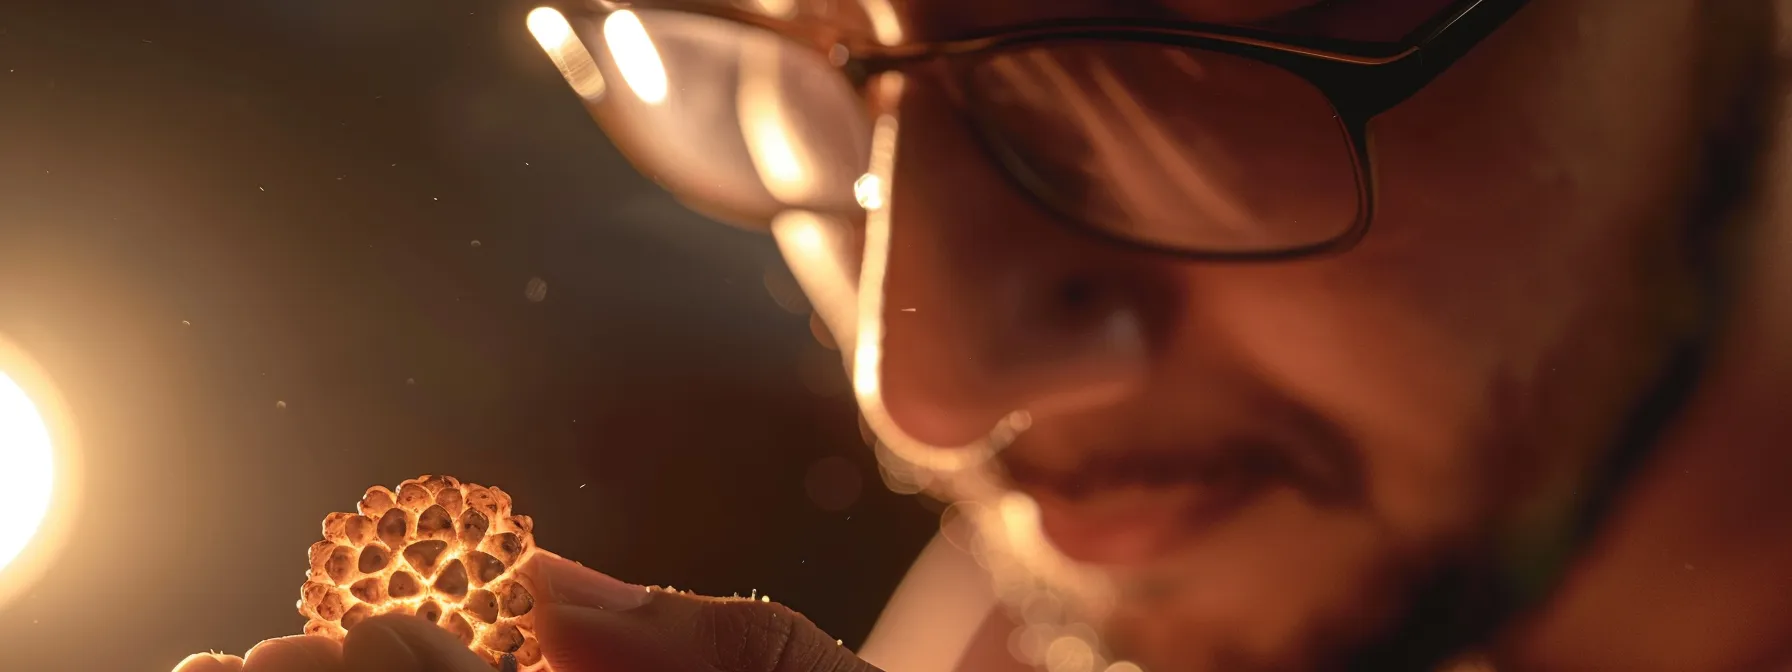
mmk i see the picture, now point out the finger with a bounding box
[526,554,880,672]
[520,551,649,613]
[341,613,491,672]
[243,635,343,672]
[172,653,245,672]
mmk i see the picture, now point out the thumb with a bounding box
[522,554,880,672]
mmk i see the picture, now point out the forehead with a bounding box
[794,0,1464,44]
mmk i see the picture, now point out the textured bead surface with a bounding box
[299,476,545,670]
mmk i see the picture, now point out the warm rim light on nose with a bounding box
[852,112,901,404]
[528,7,607,100]
[603,10,669,105]
[846,104,1003,473]
[0,371,52,575]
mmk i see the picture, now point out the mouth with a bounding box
[999,435,1361,566]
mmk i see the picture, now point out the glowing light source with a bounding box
[0,371,52,576]
[525,7,572,50]
[528,7,607,100]
[745,113,805,190]
[603,10,669,105]
[0,337,77,614]
[738,32,816,203]
[853,173,885,211]
[857,0,904,45]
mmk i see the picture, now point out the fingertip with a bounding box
[536,596,875,672]
[513,549,568,586]
[342,616,423,672]
[535,603,629,669]
[343,613,489,672]
[524,549,565,564]
[171,652,244,672]
[243,635,342,672]
[534,596,699,669]
[524,553,651,611]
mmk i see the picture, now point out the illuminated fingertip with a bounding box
[244,635,342,671]
[170,652,244,672]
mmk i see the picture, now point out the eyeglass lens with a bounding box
[561,9,1363,253]
[959,42,1360,253]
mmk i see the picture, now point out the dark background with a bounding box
[0,1,936,669]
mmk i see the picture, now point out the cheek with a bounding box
[1178,0,1706,535]
[1187,266,1496,538]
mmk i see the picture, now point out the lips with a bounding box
[1000,436,1360,566]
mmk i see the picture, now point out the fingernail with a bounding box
[242,635,339,672]
[530,554,651,611]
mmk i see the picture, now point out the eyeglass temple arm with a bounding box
[1342,0,1531,118]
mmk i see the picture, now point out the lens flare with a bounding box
[738,32,815,203]
[856,0,904,45]
[525,7,572,50]
[853,173,885,211]
[603,10,668,105]
[528,7,606,100]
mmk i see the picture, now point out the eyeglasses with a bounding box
[529,0,1530,260]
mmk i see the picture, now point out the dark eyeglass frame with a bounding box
[557,0,1533,261]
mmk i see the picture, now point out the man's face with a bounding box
[800,0,1736,669]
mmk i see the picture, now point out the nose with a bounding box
[864,73,1173,448]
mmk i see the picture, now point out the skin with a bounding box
[874,0,1761,668]
[180,0,1792,670]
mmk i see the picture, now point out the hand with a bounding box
[170,616,493,672]
[172,553,882,672]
